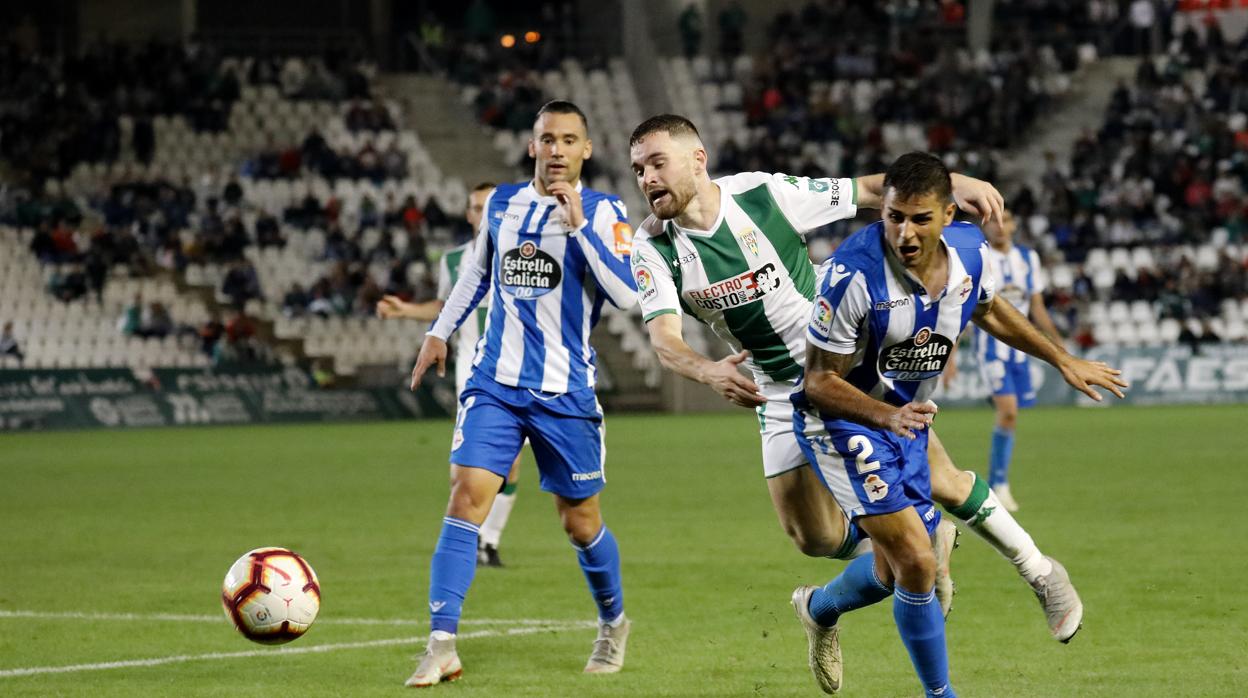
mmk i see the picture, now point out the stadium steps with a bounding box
[377,74,512,188]
[999,56,1140,191]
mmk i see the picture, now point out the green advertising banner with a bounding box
[0,367,450,431]
[934,344,1248,408]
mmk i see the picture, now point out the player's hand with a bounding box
[950,174,1005,226]
[1057,357,1129,401]
[410,335,448,390]
[941,351,959,388]
[703,350,766,408]
[376,295,409,319]
[547,181,586,230]
[886,401,938,440]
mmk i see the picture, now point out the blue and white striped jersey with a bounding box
[800,220,995,408]
[974,243,1045,364]
[429,181,636,394]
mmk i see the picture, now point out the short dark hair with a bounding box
[535,100,588,131]
[882,152,952,203]
[629,114,701,147]
[471,181,496,193]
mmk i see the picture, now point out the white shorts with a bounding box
[757,378,819,479]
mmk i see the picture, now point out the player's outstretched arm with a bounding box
[410,335,448,390]
[803,343,936,439]
[427,223,493,341]
[853,172,1003,224]
[645,313,764,407]
[549,181,637,309]
[973,296,1128,401]
[377,295,443,321]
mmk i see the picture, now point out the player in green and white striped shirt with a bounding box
[628,116,1083,648]
[377,182,521,568]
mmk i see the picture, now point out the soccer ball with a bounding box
[221,547,321,644]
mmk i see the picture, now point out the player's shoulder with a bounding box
[489,181,528,203]
[941,220,987,250]
[830,221,886,272]
[713,171,775,193]
[633,214,665,245]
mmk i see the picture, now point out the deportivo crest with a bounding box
[737,227,760,256]
[878,327,954,381]
[863,474,889,503]
[957,275,973,302]
[501,242,562,299]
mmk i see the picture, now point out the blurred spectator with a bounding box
[140,302,174,339]
[221,260,262,309]
[282,283,311,317]
[679,3,703,58]
[0,322,24,363]
[118,294,143,335]
[718,1,747,57]
[198,314,224,357]
[48,265,88,302]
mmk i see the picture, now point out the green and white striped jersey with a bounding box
[438,241,489,367]
[631,172,857,383]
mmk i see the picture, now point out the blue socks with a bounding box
[573,526,624,622]
[428,517,480,634]
[988,426,1015,487]
[894,585,955,698]
[808,553,893,626]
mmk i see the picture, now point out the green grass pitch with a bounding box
[1,405,1245,696]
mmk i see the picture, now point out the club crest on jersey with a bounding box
[688,262,781,311]
[957,275,973,303]
[737,227,760,257]
[878,326,954,381]
[502,242,562,299]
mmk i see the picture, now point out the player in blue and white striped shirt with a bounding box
[973,210,1063,511]
[405,101,636,687]
[789,154,1128,697]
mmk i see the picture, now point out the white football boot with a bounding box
[584,615,631,673]
[931,517,960,618]
[405,634,462,688]
[791,585,842,694]
[1030,556,1084,643]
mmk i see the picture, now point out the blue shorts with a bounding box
[451,378,605,499]
[980,358,1037,407]
[793,411,940,535]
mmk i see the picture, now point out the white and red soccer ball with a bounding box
[222,547,321,644]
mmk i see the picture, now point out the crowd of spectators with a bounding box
[242,126,408,181]
[1018,18,1248,339]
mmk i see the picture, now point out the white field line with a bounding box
[0,621,595,678]
[0,609,568,626]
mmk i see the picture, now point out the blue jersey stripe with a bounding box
[515,203,548,387]
[474,184,525,380]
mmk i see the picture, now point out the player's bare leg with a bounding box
[408,465,503,688]
[479,455,521,567]
[767,467,859,558]
[555,494,630,674]
[988,394,1020,511]
[927,430,1083,642]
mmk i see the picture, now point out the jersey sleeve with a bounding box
[435,253,452,300]
[808,260,869,353]
[1029,248,1047,295]
[977,243,997,306]
[569,196,637,309]
[428,215,492,340]
[764,173,858,233]
[632,237,682,322]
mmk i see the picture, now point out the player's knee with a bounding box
[785,524,840,557]
[997,408,1018,430]
[558,505,602,544]
[889,542,936,588]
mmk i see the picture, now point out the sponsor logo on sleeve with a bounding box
[612,221,634,255]
[812,297,833,336]
[635,266,657,302]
